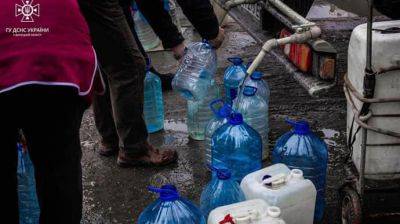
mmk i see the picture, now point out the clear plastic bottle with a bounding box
[211,112,262,181]
[187,79,220,140]
[166,0,182,33]
[138,185,206,224]
[272,119,328,222]
[242,71,270,104]
[204,99,232,164]
[132,4,161,51]
[172,41,217,101]
[17,143,40,224]
[223,57,247,105]
[235,86,269,159]
[200,166,245,218]
[144,69,164,133]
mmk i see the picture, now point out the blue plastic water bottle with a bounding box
[272,119,328,221]
[144,68,164,133]
[187,79,220,140]
[235,86,269,159]
[223,57,246,104]
[138,185,206,224]
[204,99,232,164]
[200,165,245,218]
[17,143,40,224]
[211,112,262,181]
[172,41,217,101]
[242,71,270,104]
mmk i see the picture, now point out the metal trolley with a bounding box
[341,1,400,223]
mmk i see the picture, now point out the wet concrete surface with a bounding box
[79,16,398,224]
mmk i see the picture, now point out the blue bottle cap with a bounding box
[250,71,263,80]
[208,164,232,180]
[148,184,180,201]
[228,57,244,66]
[229,113,244,125]
[243,86,257,96]
[285,118,311,135]
[201,39,212,49]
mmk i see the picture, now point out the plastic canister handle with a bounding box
[233,209,259,224]
[262,173,287,188]
[209,99,225,116]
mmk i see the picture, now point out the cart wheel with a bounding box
[341,187,362,224]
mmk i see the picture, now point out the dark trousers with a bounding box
[79,0,149,156]
[1,86,87,224]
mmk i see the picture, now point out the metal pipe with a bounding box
[267,0,310,25]
[246,26,321,75]
[262,1,295,30]
[366,0,374,71]
[215,0,263,24]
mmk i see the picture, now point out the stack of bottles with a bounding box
[132,3,161,51]
[138,185,205,224]
[17,143,40,224]
[144,68,164,133]
[272,119,328,222]
[200,166,245,218]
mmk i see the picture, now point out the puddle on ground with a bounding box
[164,119,188,133]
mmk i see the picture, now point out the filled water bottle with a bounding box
[235,86,269,159]
[204,99,232,164]
[172,41,217,101]
[17,143,40,224]
[208,199,286,224]
[241,163,316,224]
[272,119,328,221]
[200,165,245,218]
[242,71,270,103]
[132,4,161,51]
[187,79,220,140]
[138,185,206,224]
[223,57,246,104]
[211,112,262,181]
[144,68,164,133]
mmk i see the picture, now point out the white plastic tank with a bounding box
[240,164,316,224]
[347,20,400,180]
[208,199,285,224]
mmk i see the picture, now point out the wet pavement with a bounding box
[79,4,397,223]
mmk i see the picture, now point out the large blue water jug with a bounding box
[144,69,164,133]
[211,113,262,181]
[17,143,40,224]
[272,119,328,221]
[235,86,269,159]
[172,41,217,101]
[242,71,270,103]
[200,166,245,218]
[187,79,220,140]
[138,185,206,224]
[223,57,246,104]
[204,99,232,164]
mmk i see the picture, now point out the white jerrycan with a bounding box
[240,164,316,224]
[208,199,285,224]
[347,20,400,180]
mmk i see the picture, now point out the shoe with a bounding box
[98,143,119,157]
[149,67,174,91]
[117,142,178,167]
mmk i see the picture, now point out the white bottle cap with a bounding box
[267,206,281,218]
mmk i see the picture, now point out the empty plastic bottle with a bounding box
[132,4,161,51]
[204,99,232,164]
[272,119,328,221]
[242,71,270,103]
[165,0,182,33]
[235,86,269,159]
[187,79,220,140]
[17,143,40,224]
[172,41,217,101]
[138,185,206,224]
[200,166,245,218]
[223,57,246,104]
[211,112,262,181]
[144,68,164,133]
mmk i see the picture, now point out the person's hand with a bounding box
[171,42,186,61]
[209,27,225,49]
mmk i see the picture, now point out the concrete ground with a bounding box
[79,2,399,223]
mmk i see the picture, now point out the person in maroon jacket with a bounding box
[0,0,98,223]
[79,0,224,167]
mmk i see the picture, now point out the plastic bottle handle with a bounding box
[228,57,243,65]
[147,186,176,195]
[209,99,225,116]
[262,173,287,188]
